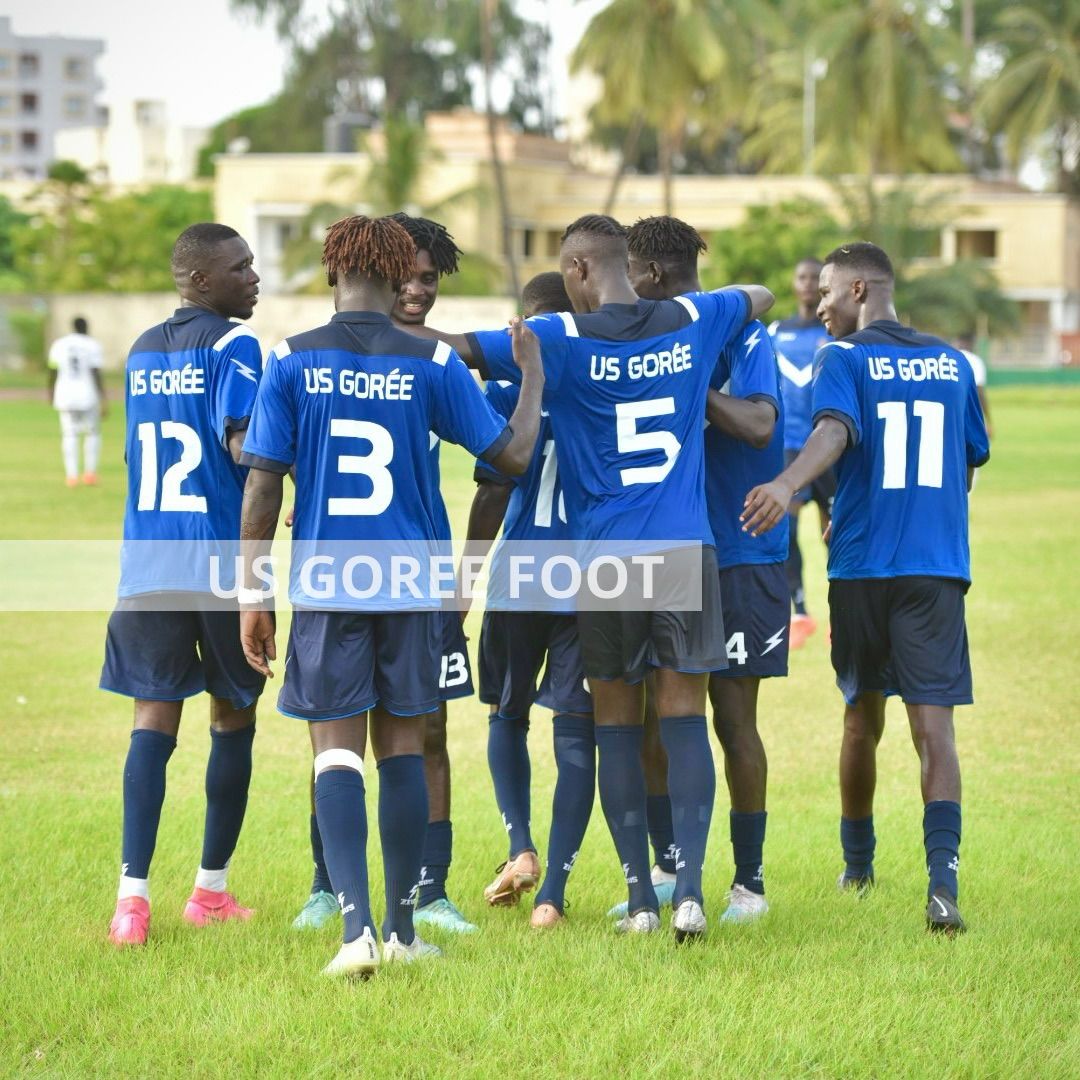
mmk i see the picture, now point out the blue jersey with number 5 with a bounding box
[120,307,262,595]
[468,291,750,545]
[812,320,990,582]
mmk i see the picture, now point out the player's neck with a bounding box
[335,284,395,317]
[858,300,899,330]
[178,296,233,319]
[796,302,818,321]
[665,275,700,298]
[593,275,640,309]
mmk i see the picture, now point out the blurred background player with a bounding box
[956,332,993,439]
[291,214,479,936]
[100,224,264,946]
[610,215,787,925]
[48,315,107,486]
[238,215,543,976]
[463,271,595,929]
[743,242,989,935]
[769,259,833,648]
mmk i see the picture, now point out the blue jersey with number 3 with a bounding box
[120,307,262,595]
[468,291,750,545]
[812,320,990,582]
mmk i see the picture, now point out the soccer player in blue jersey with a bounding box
[463,271,595,928]
[743,242,989,934]
[237,216,543,976]
[609,215,787,924]
[769,259,833,649]
[291,214,479,936]
[101,223,264,946]
[415,215,774,939]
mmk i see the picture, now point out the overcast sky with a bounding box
[4,0,604,129]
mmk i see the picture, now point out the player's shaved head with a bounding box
[171,223,241,280]
[823,242,894,285]
[73,316,88,334]
[561,213,628,253]
[818,241,897,338]
[390,213,462,277]
[626,215,706,299]
[171,222,258,320]
[559,214,634,313]
[521,271,571,317]
[322,215,416,288]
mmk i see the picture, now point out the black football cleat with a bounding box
[836,870,875,895]
[926,888,966,935]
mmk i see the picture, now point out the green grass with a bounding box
[1,389,1078,1077]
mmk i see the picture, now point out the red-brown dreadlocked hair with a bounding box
[321,215,417,288]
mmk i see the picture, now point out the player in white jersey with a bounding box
[955,333,992,439]
[48,316,107,486]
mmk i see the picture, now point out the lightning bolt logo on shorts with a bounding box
[762,627,785,655]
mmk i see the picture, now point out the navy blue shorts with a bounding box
[576,547,726,684]
[100,597,266,710]
[785,448,836,510]
[438,610,473,702]
[711,562,789,680]
[829,577,973,707]
[480,610,591,719]
[278,609,441,721]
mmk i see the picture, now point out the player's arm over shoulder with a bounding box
[709,284,775,323]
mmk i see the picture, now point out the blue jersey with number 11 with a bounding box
[812,320,990,582]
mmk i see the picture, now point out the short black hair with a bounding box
[390,213,462,276]
[73,316,88,334]
[626,215,707,268]
[521,271,571,315]
[560,214,627,245]
[171,222,240,277]
[823,242,894,282]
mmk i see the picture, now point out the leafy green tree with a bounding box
[0,196,30,291]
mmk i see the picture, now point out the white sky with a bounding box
[3,0,604,129]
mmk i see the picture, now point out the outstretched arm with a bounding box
[238,467,284,677]
[717,285,775,322]
[394,320,478,366]
[706,389,776,449]
[457,479,513,621]
[741,416,848,536]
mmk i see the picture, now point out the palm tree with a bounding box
[978,2,1080,192]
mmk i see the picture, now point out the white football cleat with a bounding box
[322,928,380,978]
[614,909,661,935]
[720,884,769,923]
[382,932,443,964]
[672,898,707,942]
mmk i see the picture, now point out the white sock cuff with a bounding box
[314,748,364,778]
[195,865,229,893]
[118,875,149,901]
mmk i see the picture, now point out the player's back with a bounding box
[812,320,990,581]
[121,307,262,595]
[50,331,103,411]
[770,316,831,450]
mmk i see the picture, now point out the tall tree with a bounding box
[978,2,1080,192]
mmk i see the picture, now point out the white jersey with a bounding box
[49,332,104,411]
[961,349,987,388]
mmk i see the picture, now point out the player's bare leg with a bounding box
[906,704,965,934]
[109,699,183,946]
[591,677,658,932]
[414,704,477,932]
[652,668,715,941]
[370,707,442,962]
[837,692,885,892]
[711,675,769,922]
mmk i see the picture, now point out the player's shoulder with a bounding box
[844,320,946,353]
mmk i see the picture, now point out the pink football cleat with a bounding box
[183,887,254,927]
[109,896,150,946]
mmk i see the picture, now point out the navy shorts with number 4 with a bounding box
[100,597,267,710]
[828,576,973,707]
[711,562,789,679]
[279,609,441,721]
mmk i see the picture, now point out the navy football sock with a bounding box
[660,715,716,907]
[923,800,961,899]
[535,714,595,912]
[121,728,176,881]
[595,725,657,914]
[378,754,428,944]
[647,794,677,874]
[787,515,807,615]
[314,767,373,944]
[840,815,876,879]
[309,812,332,895]
[417,819,452,908]
[200,724,255,873]
[487,713,534,858]
[730,810,767,895]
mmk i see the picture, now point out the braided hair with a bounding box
[626,215,707,266]
[390,213,462,276]
[322,215,416,288]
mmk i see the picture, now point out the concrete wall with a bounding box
[46,293,517,369]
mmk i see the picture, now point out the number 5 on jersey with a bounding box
[615,397,682,486]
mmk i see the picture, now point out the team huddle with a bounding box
[100,209,989,976]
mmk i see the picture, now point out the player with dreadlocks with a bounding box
[291,213,479,935]
[238,215,544,975]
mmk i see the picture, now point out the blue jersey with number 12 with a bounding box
[812,320,990,582]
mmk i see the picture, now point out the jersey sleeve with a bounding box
[693,289,752,352]
[811,343,861,446]
[86,339,104,369]
[432,352,513,464]
[212,328,263,446]
[964,369,990,467]
[963,350,987,388]
[238,349,295,474]
[728,321,779,411]
[474,381,519,484]
[466,316,568,392]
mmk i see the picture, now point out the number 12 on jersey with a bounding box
[876,400,944,490]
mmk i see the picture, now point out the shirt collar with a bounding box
[331,310,393,325]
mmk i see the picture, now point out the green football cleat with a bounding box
[412,897,478,934]
[292,890,339,930]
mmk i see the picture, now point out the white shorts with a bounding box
[59,406,100,437]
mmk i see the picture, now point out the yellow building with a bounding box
[214,110,1080,365]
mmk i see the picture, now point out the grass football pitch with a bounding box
[0,387,1077,1077]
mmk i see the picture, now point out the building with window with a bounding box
[0,16,104,180]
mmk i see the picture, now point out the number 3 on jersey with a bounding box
[328,418,394,516]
